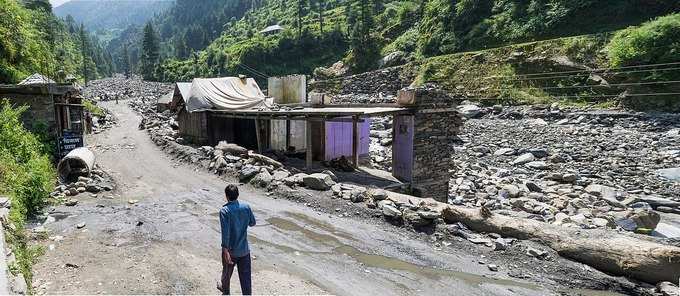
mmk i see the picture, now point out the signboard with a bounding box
[58,133,83,157]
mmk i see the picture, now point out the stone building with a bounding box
[0,80,84,157]
[393,87,462,201]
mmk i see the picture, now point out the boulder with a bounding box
[272,170,290,181]
[250,170,273,188]
[493,148,515,156]
[525,161,549,170]
[404,210,430,226]
[303,173,336,190]
[656,281,680,296]
[512,153,535,165]
[368,188,388,200]
[458,105,482,118]
[382,204,401,218]
[215,141,248,156]
[629,208,661,231]
[239,165,260,182]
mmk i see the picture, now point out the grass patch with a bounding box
[83,99,106,117]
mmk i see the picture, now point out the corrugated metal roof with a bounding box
[19,73,55,85]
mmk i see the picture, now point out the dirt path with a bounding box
[31,102,553,295]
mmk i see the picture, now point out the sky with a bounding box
[49,0,71,7]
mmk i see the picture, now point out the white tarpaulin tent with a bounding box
[185,77,269,112]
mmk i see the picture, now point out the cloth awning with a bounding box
[185,77,269,112]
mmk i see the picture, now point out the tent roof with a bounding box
[185,77,268,112]
[260,24,283,33]
[19,73,55,85]
[176,82,191,99]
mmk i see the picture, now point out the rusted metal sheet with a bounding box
[392,115,414,182]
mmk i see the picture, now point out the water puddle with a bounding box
[262,216,539,290]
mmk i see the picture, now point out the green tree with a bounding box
[315,0,325,33]
[297,0,307,37]
[122,43,132,78]
[348,0,380,72]
[79,24,94,83]
[417,0,457,57]
[140,22,160,80]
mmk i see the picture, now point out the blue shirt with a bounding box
[219,200,256,257]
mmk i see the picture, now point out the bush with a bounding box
[0,100,55,223]
[607,13,680,68]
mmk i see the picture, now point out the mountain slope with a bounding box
[54,0,172,34]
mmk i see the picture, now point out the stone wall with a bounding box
[309,65,416,97]
[400,86,463,202]
[1,93,56,137]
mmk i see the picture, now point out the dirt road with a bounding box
[31,102,556,295]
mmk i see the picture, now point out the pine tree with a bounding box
[122,43,131,78]
[296,0,307,37]
[140,22,160,80]
[345,0,355,34]
[315,0,325,33]
[349,0,380,72]
[79,24,92,84]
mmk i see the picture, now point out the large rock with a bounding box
[239,165,260,182]
[215,141,248,156]
[458,105,482,118]
[657,168,680,182]
[303,173,336,190]
[403,210,431,226]
[381,204,401,218]
[250,170,273,188]
[584,184,633,208]
[512,153,535,165]
[629,208,661,231]
[379,51,407,68]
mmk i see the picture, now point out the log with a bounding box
[442,206,680,284]
[247,151,283,168]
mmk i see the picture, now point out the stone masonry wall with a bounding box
[402,86,463,202]
[310,65,416,97]
[2,93,56,137]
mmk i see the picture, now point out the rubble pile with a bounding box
[83,74,172,102]
[368,116,393,171]
[49,166,115,206]
[448,103,680,236]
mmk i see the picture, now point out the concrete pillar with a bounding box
[396,87,462,202]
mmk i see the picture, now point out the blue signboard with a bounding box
[59,133,83,157]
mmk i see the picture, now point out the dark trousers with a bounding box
[221,253,252,295]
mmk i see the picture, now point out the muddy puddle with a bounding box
[258,214,540,291]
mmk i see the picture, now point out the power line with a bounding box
[484,80,680,91]
[483,61,680,80]
[238,63,268,79]
[468,92,680,100]
[483,66,680,82]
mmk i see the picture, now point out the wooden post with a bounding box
[306,120,313,171]
[254,119,263,153]
[285,120,291,150]
[352,115,359,167]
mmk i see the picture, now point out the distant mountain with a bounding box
[54,0,172,33]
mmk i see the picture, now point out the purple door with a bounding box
[324,118,370,161]
[392,115,413,182]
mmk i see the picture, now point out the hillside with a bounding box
[0,0,112,83]
[54,0,172,38]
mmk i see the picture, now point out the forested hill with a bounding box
[54,0,172,36]
[0,0,113,83]
[129,0,678,84]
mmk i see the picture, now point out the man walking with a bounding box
[218,184,256,295]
